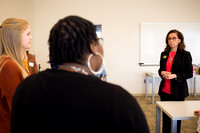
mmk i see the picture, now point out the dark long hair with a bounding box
[48,16,98,65]
[164,29,186,52]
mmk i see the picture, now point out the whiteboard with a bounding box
[139,23,200,66]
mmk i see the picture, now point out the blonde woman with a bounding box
[0,18,31,133]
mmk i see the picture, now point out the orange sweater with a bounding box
[0,56,24,133]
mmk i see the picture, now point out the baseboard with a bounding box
[131,93,200,97]
[131,94,159,96]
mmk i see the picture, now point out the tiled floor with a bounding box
[134,95,200,133]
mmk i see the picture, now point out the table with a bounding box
[145,72,160,104]
[146,72,200,104]
[156,101,200,133]
[193,74,200,97]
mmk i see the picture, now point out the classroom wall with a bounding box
[0,0,35,53]
[1,0,200,95]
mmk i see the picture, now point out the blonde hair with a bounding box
[0,18,29,78]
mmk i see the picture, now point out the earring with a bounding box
[87,52,104,75]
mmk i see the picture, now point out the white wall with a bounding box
[0,0,35,53]
[1,0,200,95]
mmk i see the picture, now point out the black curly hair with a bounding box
[48,16,98,65]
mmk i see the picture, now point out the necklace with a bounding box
[59,65,88,75]
[169,52,176,63]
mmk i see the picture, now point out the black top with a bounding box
[158,50,193,98]
[11,69,149,133]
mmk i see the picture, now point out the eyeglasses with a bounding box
[167,37,178,41]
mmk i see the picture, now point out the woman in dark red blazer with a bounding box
[158,29,193,133]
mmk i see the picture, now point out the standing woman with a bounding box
[158,29,193,133]
[0,18,31,133]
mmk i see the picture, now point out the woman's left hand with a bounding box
[164,73,176,79]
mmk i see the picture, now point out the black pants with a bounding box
[160,93,185,133]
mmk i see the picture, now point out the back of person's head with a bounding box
[48,16,98,65]
[0,18,29,78]
[165,29,186,52]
